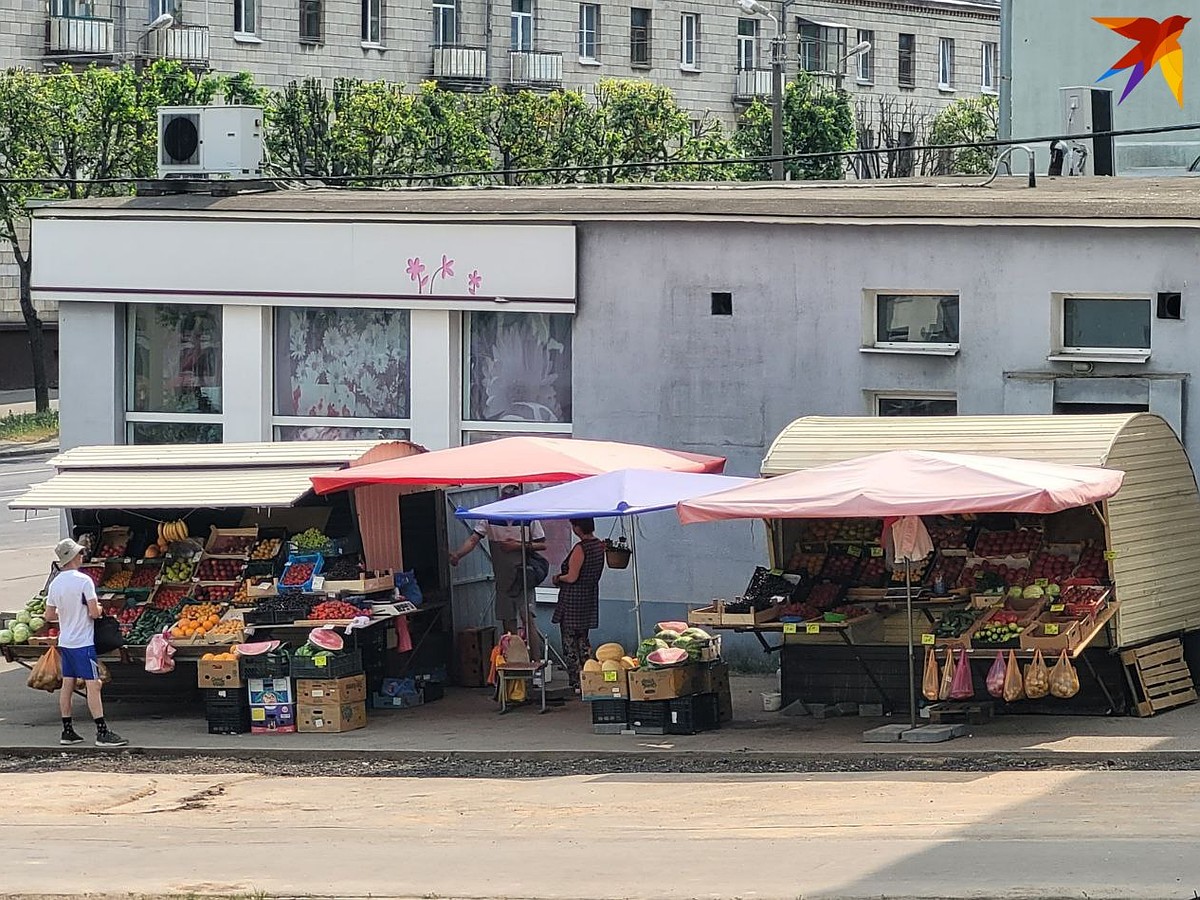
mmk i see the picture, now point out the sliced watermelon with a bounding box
[235,640,282,656]
[656,621,689,634]
[308,627,344,652]
[645,647,689,668]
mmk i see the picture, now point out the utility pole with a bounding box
[770,27,784,181]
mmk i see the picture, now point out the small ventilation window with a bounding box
[711,291,733,316]
[1157,291,1182,320]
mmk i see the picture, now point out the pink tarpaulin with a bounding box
[311,436,726,494]
[677,449,1125,524]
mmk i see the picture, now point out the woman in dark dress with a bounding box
[552,518,606,694]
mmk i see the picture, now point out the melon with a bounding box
[619,656,638,670]
[11,624,30,643]
[656,621,688,634]
[600,659,622,673]
[28,617,45,633]
[645,647,689,668]
[582,659,602,673]
[595,642,625,662]
[308,628,344,652]
[0,629,12,646]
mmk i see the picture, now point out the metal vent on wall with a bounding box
[161,113,201,166]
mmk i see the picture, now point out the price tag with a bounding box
[782,623,798,634]
[603,670,618,682]
[847,545,862,558]
[870,546,884,557]
[806,623,821,635]
[1044,624,1060,636]
[1035,578,1049,587]
[1104,550,1118,561]
[1050,604,1065,613]
[921,633,936,646]
[311,575,326,591]
[313,655,327,667]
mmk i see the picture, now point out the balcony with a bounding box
[734,67,773,101]
[140,24,209,66]
[431,45,488,90]
[46,14,114,58]
[508,50,562,90]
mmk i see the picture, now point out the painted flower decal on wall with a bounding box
[468,270,482,295]
[437,255,455,280]
[406,257,428,292]
[404,255,484,296]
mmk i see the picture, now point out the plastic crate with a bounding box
[238,650,291,679]
[204,689,250,735]
[589,698,629,726]
[290,647,363,680]
[627,699,669,734]
[242,600,310,626]
[666,693,720,735]
[278,553,324,593]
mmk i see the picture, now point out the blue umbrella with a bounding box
[456,469,755,640]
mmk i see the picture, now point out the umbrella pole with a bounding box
[906,557,917,730]
[628,515,644,644]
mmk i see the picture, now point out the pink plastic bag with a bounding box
[949,648,974,700]
[145,628,176,675]
[985,651,1007,699]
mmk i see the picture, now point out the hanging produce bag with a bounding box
[27,646,62,693]
[1049,650,1081,699]
[986,651,1007,699]
[922,647,940,701]
[145,629,176,675]
[1002,649,1025,703]
[938,648,956,701]
[1024,649,1050,700]
[949,649,975,700]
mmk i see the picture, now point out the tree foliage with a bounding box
[732,75,856,181]
[930,95,999,176]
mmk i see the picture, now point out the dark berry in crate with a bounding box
[282,562,316,587]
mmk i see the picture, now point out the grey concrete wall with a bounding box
[57,301,123,450]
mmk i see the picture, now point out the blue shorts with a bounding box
[60,646,100,681]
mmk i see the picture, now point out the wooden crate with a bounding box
[1121,638,1198,718]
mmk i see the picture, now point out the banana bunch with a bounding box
[158,519,189,545]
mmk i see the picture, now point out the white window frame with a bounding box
[861,291,961,356]
[981,40,998,93]
[680,12,700,71]
[433,0,456,47]
[578,3,599,61]
[271,416,414,437]
[856,28,873,83]
[1049,293,1152,363]
[361,0,383,46]
[736,18,757,71]
[299,0,322,43]
[149,0,177,22]
[511,0,533,51]
[234,0,257,36]
[869,392,958,417]
[938,36,955,90]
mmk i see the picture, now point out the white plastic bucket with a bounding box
[762,691,782,712]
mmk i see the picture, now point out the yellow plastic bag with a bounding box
[27,646,62,693]
[1024,649,1050,700]
[1002,649,1025,703]
[938,648,956,701]
[1049,650,1080,699]
[922,648,940,701]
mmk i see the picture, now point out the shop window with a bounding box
[463,312,573,432]
[1055,295,1151,359]
[874,394,958,417]
[272,307,412,435]
[868,293,960,352]
[128,422,223,444]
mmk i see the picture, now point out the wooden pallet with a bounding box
[1120,638,1197,718]
[927,701,994,726]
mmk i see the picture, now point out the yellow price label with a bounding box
[1104,550,1118,561]
[806,623,821,635]
[847,545,862,558]
[1050,604,1065,613]
[921,633,936,646]
[603,670,618,682]
[782,623,798,634]
[313,656,327,667]
[1045,624,1060,636]
[870,546,884,557]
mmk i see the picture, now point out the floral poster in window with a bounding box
[467,312,572,423]
[275,308,411,419]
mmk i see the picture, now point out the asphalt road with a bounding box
[0,768,1196,899]
[0,452,59,601]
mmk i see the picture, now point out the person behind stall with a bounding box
[449,484,547,656]
[551,518,605,694]
[45,539,129,748]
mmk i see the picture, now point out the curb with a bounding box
[0,441,58,460]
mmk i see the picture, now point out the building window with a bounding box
[511,0,533,51]
[361,0,382,44]
[981,40,998,93]
[874,394,958,417]
[854,28,873,82]
[579,3,599,60]
[868,293,960,352]
[1056,296,1152,358]
[680,13,699,69]
[630,7,651,67]
[149,0,179,21]
[736,18,757,70]
[463,312,573,435]
[433,0,456,46]
[938,37,955,89]
[272,308,412,435]
[798,19,845,73]
[299,0,322,43]
[234,0,256,34]
[126,304,223,445]
[898,33,915,87]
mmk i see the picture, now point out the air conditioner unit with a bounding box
[157,105,264,179]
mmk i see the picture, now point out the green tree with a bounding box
[732,74,856,181]
[930,95,999,175]
[265,78,339,179]
[590,79,694,182]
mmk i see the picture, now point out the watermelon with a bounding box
[308,628,344,652]
[681,627,712,641]
[234,640,282,656]
[637,638,669,665]
[655,621,688,634]
[654,629,682,644]
[645,647,689,668]
[672,637,700,661]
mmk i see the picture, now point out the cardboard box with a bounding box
[248,676,293,707]
[581,668,629,700]
[296,673,367,705]
[628,664,706,701]
[454,626,496,687]
[297,700,367,733]
[197,659,243,690]
[250,703,296,734]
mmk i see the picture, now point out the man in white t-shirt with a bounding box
[449,484,546,656]
[45,538,128,748]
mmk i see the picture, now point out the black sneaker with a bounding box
[95,730,129,748]
[60,728,84,746]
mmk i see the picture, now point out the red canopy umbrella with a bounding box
[311,436,726,494]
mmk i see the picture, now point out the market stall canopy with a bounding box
[456,469,754,521]
[9,441,422,510]
[310,437,726,494]
[677,449,1125,524]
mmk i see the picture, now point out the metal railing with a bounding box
[46,14,114,56]
[508,50,562,88]
[141,23,209,65]
[431,45,488,84]
[734,67,773,100]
